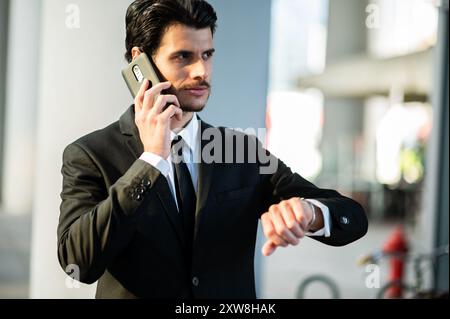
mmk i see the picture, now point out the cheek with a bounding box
[157,61,184,81]
[167,69,188,86]
[206,63,213,79]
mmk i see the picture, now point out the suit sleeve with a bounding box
[57,142,162,284]
[256,139,368,247]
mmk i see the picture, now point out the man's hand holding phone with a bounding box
[134,79,183,159]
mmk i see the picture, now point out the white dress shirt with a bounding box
[139,114,331,237]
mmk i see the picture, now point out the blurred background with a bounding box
[0,0,448,299]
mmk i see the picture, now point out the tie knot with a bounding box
[171,135,183,149]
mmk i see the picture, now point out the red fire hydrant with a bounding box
[382,225,409,298]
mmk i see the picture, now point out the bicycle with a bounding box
[358,244,449,299]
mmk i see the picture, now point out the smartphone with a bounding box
[122,52,162,98]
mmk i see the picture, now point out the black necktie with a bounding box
[171,136,197,261]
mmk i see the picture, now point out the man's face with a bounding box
[153,23,214,113]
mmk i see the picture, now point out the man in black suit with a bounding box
[58,0,368,299]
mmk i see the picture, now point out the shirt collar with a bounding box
[170,113,199,154]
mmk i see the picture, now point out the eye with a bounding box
[176,52,190,61]
[203,51,214,60]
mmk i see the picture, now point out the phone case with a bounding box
[122,52,161,98]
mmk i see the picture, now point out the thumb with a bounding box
[262,241,277,257]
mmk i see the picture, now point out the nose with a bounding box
[190,59,207,81]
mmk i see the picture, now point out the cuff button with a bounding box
[340,216,350,225]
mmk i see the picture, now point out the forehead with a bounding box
[158,23,213,53]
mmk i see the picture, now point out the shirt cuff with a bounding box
[304,199,332,238]
[140,152,171,177]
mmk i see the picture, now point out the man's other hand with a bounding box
[261,197,320,257]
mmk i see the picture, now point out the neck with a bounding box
[171,111,194,131]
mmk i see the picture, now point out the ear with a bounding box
[131,47,142,60]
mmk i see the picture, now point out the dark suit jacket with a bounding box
[58,106,368,299]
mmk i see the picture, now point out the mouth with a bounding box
[185,87,209,97]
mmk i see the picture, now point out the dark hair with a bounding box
[125,0,218,62]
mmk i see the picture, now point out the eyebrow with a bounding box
[170,48,216,57]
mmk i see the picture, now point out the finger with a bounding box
[262,241,278,257]
[151,95,181,115]
[142,89,154,114]
[159,104,183,122]
[174,108,183,121]
[261,214,288,247]
[281,206,305,239]
[291,198,309,230]
[142,82,172,113]
[134,79,149,110]
[150,81,172,97]
[270,206,299,245]
[261,213,274,238]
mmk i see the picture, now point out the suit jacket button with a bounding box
[192,277,199,287]
[340,216,350,225]
[135,194,143,201]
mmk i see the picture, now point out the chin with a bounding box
[181,104,206,113]
[180,96,209,113]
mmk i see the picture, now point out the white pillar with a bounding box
[1,0,41,215]
[30,0,132,298]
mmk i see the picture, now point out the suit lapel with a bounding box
[120,105,143,159]
[125,135,143,159]
[193,120,216,241]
